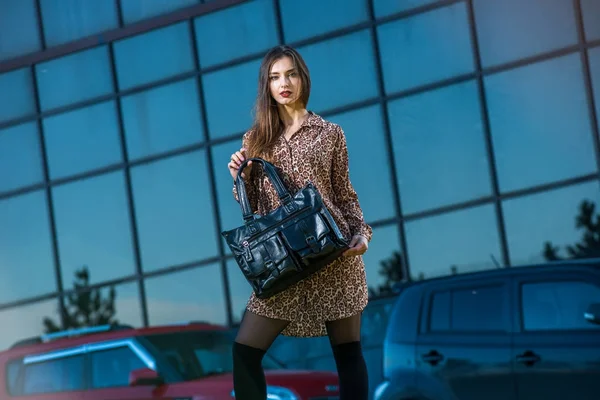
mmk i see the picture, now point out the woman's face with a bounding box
[268,56,302,106]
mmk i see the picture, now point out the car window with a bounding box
[6,359,22,395]
[90,346,147,388]
[21,355,84,395]
[522,280,600,331]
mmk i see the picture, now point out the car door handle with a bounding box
[516,350,541,366]
[421,350,444,366]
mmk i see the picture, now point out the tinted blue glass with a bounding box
[121,0,198,24]
[280,0,368,43]
[0,122,43,193]
[145,264,227,326]
[130,151,218,272]
[486,54,597,193]
[328,105,395,221]
[202,59,261,138]
[43,101,122,180]
[0,68,35,124]
[226,259,252,323]
[194,0,277,68]
[52,171,136,285]
[590,47,600,120]
[36,46,112,111]
[121,79,204,160]
[502,181,600,266]
[377,2,474,93]
[0,0,41,61]
[0,299,58,351]
[582,0,600,41]
[0,191,56,303]
[405,204,501,280]
[373,0,439,17]
[114,22,194,90]
[360,224,402,297]
[473,0,577,67]
[388,80,491,214]
[299,30,377,112]
[39,0,118,47]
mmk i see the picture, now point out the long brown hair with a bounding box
[246,45,311,159]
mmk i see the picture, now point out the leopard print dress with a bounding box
[232,111,372,337]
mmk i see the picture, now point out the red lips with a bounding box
[280,91,292,98]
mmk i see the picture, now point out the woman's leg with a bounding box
[325,313,369,400]
[233,310,290,400]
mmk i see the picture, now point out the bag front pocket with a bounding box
[280,212,337,266]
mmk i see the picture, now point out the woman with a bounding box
[227,45,372,400]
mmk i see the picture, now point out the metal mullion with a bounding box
[115,0,124,27]
[273,0,285,44]
[34,0,47,50]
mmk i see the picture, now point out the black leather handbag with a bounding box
[222,158,349,299]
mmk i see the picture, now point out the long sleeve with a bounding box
[232,132,259,213]
[330,125,373,242]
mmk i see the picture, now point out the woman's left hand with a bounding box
[343,235,369,256]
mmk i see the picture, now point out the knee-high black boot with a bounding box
[332,341,369,400]
[232,341,267,400]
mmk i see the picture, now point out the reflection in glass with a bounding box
[131,151,218,272]
[590,47,600,121]
[388,80,491,214]
[0,299,58,351]
[373,0,439,18]
[473,0,577,67]
[582,0,600,41]
[194,0,277,68]
[43,101,122,180]
[360,224,402,297]
[486,54,597,193]
[0,122,43,193]
[0,191,56,303]
[502,181,600,266]
[0,0,41,61]
[298,30,377,112]
[39,0,118,46]
[0,68,35,124]
[52,172,136,285]
[405,204,501,280]
[145,264,227,326]
[280,0,368,43]
[227,259,252,324]
[328,105,395,222]
[35,46,112,111]
[202,59,261,138]
[121,0,197,24]
[114,22,194,90]
[121,79,204,160]
[377,2,473,94]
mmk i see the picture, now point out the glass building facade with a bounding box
[1,0,599,355]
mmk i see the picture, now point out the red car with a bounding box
[0,322,339,399]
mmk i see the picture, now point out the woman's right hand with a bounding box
[228,147,252,180]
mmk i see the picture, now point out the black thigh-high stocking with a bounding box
[232,311,289,400]
[326,314,369,400]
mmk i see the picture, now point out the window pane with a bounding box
[131,151,218,272]
[582,0,600,41]
[0,0,41,61]
[361,225,403,297]
[53,172,136,285]
[227,259,252,324]
[388,80,491,214]
[121,0,198,24]
[486,54,597,193]
[194,0,277,68]
[280,0,368,43]
[43,101,122,180]
[0,68,35,124]
[36,46,113,111]
[0,122,43,193]
[23,355,84,394]
[328,105,396,221]
[114,22,194,90]
[590,47,600,120]
[121,79,204,160]
[405,204,501,280]
[0,191,56,303]
[39,0,118,47]
[502,181,600,266]
[473,0,577,67]
[452,286,505,331]
[145,264,227,326]
[522,281,600,331]
[429,291,450,331]
[0,299,58,351]
[91,346,146,388]
[203,59,261,138]
[373,0,438,18]
[299,30,377,112]
[377,3,474,93]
